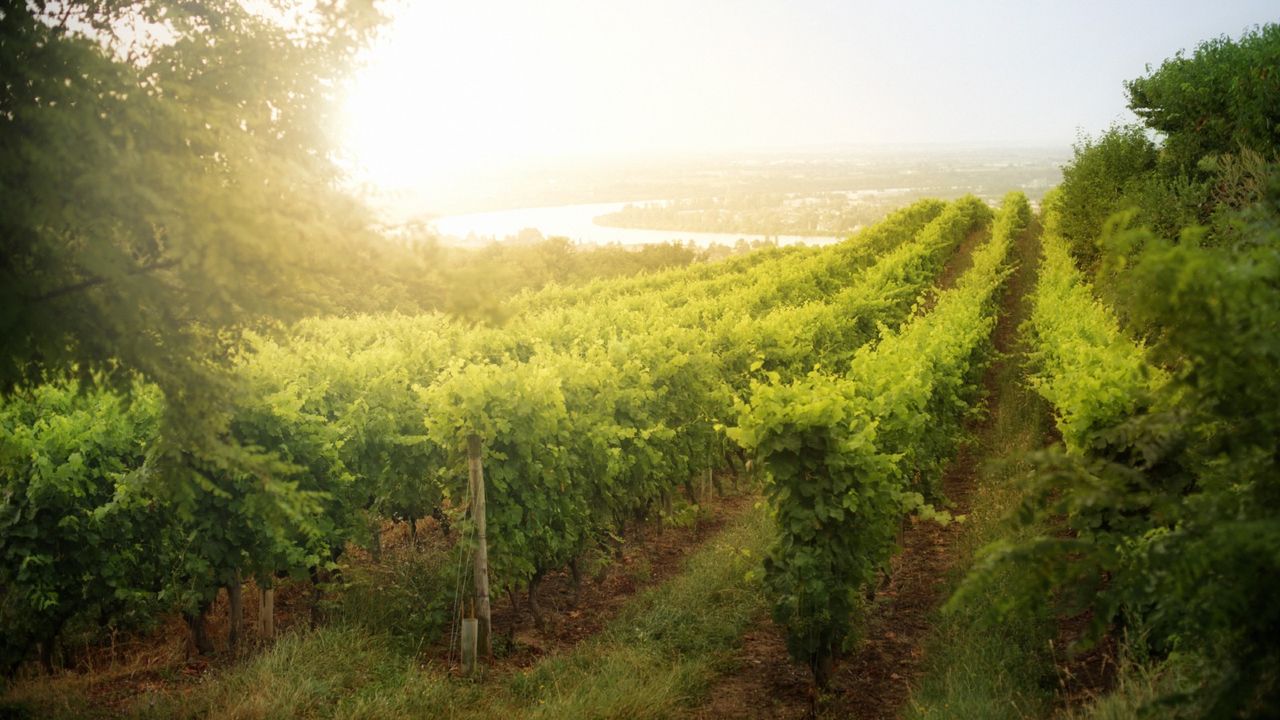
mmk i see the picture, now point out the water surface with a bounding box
[432,201,841,247]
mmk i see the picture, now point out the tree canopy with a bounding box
[1126,23,1280,172]
[1,0,389,461]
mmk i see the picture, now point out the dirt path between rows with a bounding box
[688,219,1036,720]
[478,489,755,669]
[822,220,1039,719]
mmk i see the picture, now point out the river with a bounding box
[431,200,840,248]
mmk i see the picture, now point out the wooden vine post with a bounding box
[467,434,493,661]
[461,615,478,676]
[227,572,243,653]
[259,586,275,638]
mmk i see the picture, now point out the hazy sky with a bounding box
[340,0,1277,193]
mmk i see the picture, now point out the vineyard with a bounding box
[0,187,1010,711]
[3,7,1280,720]
[0,194,984,666]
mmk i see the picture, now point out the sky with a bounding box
[339,0,1277,196]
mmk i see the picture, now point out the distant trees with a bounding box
[434,236,703,305]
[1055,125,1158,260]
[594,193,913,237]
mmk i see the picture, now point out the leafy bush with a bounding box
[1126,24,1280,172]
[335,548,456,654]
[1056,125,1160,260]
[1056,24,1280,267]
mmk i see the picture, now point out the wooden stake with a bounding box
[260,587,275,638]
[461,618,478,676]
[227,574,243,653]
[467,434,493,659]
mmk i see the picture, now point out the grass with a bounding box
[2,498,772,720]
[332,538,458,655]
[902,388,1057,720]
[904,220,1061,720]
[1061,640,1228,720]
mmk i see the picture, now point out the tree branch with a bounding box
[28,258,180,304]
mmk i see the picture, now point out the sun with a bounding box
[338,3,556,196]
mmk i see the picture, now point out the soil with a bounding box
[1052,608,1118,709]
[688,623,812,720]
[917,226,988,314]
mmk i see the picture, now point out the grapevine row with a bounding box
[1022,193,1165,452]
[730,192,1028,685]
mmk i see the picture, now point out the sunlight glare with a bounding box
[340,3,579,193]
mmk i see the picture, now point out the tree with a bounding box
[0,0,385,467]
[1126,24,1280,172]
[1054,125,1158,259]
[1056,24,1280,260]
